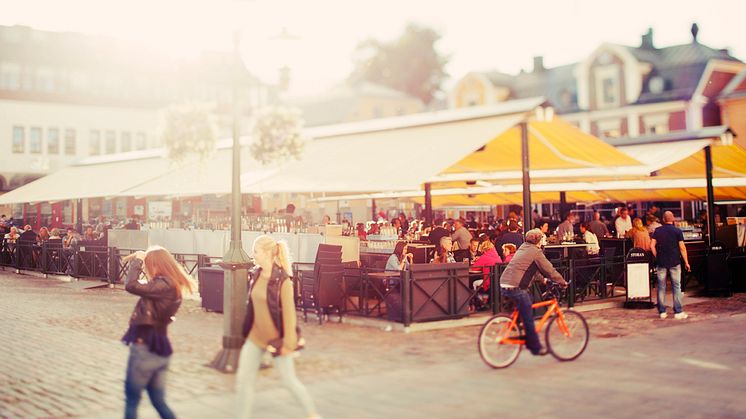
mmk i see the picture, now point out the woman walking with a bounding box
[237,235,319,419]
[121,246,193,419]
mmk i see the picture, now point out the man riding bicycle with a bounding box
[499,229,567,356]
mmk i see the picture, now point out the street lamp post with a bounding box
[210,31,253,373]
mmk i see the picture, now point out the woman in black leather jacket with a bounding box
[121,246,193,419]
[236,235,319,419]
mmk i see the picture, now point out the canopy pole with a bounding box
[76,199,83,233]
[424,183,433,226]
[371,198,377,221]
[704,145,716,245]
[520,122,531,235]
[559,191,567,218]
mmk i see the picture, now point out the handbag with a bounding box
[266,326,305,357]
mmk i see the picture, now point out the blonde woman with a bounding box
[625,218,652,251]
[121,247,193,419]
[237,235,319,419]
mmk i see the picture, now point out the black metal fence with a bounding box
[0,240,209,285]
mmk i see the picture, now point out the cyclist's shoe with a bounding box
[530,347,548,356]
[659,312,668,319]
[674,312,688,320]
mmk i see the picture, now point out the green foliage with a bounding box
[350,23,449,104]
[160,103,217,163]
[251,106,306,165]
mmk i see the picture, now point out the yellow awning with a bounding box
[443,118,640,174]
[656,144,746,178]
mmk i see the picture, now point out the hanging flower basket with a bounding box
[251,106,306,165]
[160,103,217,163]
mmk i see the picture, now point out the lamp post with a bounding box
[210,30,253,373]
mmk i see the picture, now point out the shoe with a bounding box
[659,312,668,319]
[531,347,548,356]
[674,312,688,320]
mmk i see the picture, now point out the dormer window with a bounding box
[594,65,621,108]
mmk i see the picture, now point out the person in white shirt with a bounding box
[580,222,600,255]
[615,207,633,238]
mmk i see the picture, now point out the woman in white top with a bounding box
[580,222,600,256]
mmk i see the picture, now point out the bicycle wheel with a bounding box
[545,310,589,361]
[478,314,522,368]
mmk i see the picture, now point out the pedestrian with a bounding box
[651,211,691,320]
[237,235,319,419]
[121,246,194,419]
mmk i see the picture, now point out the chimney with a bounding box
[533,56,544,73]
[691,22,699,43]
[640,28,655,49]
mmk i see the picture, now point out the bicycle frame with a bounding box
[500,299,571,345]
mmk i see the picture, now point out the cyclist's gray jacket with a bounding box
[499,243,566,289]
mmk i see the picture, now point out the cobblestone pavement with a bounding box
[1,271,745,418]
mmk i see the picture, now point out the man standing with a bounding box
[588,211,610,238]
[498,221,524,258]
[451,219,473,250]
[615,207,633,238]
[651,211,690,320]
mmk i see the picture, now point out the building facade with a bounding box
[0,25,274,192]
[450,25,744,140]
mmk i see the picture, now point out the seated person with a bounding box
[579,222,600,256]
[386,241,412,271]
[501,243,517,263]
[471,241,502,291]
[468,238,481,263]
[431,236,456,264]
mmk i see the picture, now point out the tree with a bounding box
[350,23,449,105]
[160,103,217,163]
[251,106,306,165]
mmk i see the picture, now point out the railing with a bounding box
[0,240,209,285]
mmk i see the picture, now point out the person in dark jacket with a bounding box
[121,246,193,419]
[237,235,319,419]
[499,229,567,356]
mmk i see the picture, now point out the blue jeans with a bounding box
[124,344,175,419]
[656,264,683,314]
[503,288,542,354]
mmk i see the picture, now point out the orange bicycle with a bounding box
[478,282,589,368]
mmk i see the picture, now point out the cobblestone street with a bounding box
[1,271,745,419]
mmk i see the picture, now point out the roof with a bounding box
[475,39,741,113]
[284,81,425,127]
[605,126,734,146]
[719,68,746,100]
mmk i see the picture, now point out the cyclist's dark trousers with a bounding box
[503,288,542,354]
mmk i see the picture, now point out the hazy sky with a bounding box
[1,0,745,96]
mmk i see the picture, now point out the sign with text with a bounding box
[148,201,172,220]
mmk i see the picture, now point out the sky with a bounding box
[1,0,745,96]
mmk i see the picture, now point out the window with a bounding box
[36,67,55,92]
[135,132,147,150]
[64,129,76,154]
[12,126,24,153]
[597,119,621,139]
[89,130,101,156]
[105,130,116,154]
[594,65,620,109]
[643,114,669,135]
[0,63,21,90]
[29,127,42,154]
[120,132,132,152]
[47,128,59,154]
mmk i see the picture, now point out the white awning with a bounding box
[243,98,545,193]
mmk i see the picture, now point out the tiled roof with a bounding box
[476,40,741,112]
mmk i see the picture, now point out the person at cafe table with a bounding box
[555,212,575,241]
[386,241,413,271]
[431,236,456,264]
